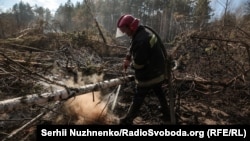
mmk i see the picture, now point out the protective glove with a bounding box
[123,54,131,72]
[123,59,131,72]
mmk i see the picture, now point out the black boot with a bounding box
[119,116,133,125]
[119,101,141,125]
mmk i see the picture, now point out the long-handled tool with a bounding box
[111,84,121,111]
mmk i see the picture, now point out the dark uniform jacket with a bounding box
[128,25,166,87]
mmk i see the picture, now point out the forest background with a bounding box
[1,0,250,43]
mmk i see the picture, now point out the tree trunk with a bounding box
[0,75,134,113]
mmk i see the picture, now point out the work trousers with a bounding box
[120,81,170,125]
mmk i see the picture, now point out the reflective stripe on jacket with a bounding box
[129,25,166,87]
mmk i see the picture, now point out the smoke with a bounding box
[54,72,119,125]
[62,92,108,124]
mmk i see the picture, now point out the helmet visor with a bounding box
[115,28,125,38]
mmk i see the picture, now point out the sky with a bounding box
[0,0,80,13]
[0,0,248,16]
[211,0,247,18]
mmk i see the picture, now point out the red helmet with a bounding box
[117,14,140,31]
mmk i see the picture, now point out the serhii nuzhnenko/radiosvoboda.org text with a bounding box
[40,128,205,138]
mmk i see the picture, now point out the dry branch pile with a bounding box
[0,30,120,140]
[0,24,250,141]
[171,25,250,93]
[167,25,250,124]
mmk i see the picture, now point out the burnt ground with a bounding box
[112,73,250,126]
[0,26,250,140]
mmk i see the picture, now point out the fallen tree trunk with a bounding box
[0,75,134,113]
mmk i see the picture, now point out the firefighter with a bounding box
[116,14,170,125]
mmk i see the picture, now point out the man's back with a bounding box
[129,25,166,86]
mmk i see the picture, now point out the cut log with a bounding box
[0,75,134,113]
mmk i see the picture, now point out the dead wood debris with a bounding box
[0,31,114,140]
[0,24,250,140]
